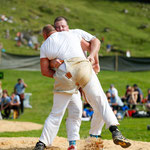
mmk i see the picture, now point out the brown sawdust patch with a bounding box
[0,120,150,150]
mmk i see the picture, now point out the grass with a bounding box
[0,0,150,56]
[0,69,150,142]
[0,0,150,143]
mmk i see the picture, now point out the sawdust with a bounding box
[0,137,150,150]
[0,120,43,132]
[0,120,150,150]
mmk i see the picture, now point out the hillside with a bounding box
[0,0,150,56]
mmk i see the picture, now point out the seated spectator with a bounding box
[106,90,128,120]
[106,90,118,115]
[108,84,124,107]
[82,101,94,119]
[0,90,11,119]
[146,89,150,113]
[145,88,150,102]
[121,85,132,103]
[31,35,39,50]
[133,84,143,103]
[106,91,112,104]
[16,32,23,47]
[128,87,138,109]
[130,87,138,103]
[10,93,21,119]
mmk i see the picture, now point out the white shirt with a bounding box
[69,29,95,42]
[69,29,95,57]
[40,31,86,60]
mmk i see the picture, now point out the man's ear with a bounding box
[42,32,47,40]
[67,25,69,31]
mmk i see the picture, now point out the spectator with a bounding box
[2,89,9,96]
[106,90,128,120]
[16,32,23,47]
[146,89,150,113]
[28,40,34,48]
[106,44,111,52]
[0,90,11,119]
[106,91,112,104]
[106,91,118,115]
[14,78,27,114]
[0,81,2,98]
[31,35,39,50]
[128,87,138,109]
[101,37,104,43]
[82,101,94,118]
[0,43,3,51]
[5,29,10,39]
[133,84,143,103]
[126,50,131,57]
[121,85,132,103]
[10,92,20,119]
[146,88,150,101]
[108,84,124,108]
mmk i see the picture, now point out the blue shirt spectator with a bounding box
[14,79,26,95]
[14,78,27,114]
[10,94,21,104]
[1,94,11,105]
[83,108,94,117]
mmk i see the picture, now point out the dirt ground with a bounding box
[0,120,150,150]
[0,120,43,133]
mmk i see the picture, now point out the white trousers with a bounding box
[83,70,119,135]
[39,91,82,147]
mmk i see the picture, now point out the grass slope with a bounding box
[0,0,150,56]
[0,70,150,142]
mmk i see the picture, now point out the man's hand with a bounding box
[88,55,100,74]
[50,58,64,68]
[87,55,95,65]
[93,63,100,74]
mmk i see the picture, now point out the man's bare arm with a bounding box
[88,38,100,61]
[40,58,55,78]
[88,38,101,73]
[81,39,91,52]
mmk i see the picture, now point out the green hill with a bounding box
[0,0,150,56]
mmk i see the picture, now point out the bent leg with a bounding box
[83,70,119,129]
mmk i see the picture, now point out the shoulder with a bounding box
[7,96,11,101]
[69,29,84,34]
[70,29,95,41]
[15,83,19,87]
[41,38,50,49]
[15,95,20,100]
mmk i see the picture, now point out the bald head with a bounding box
[42,24,56,40]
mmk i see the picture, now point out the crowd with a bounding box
[15,31,39,50]
[0,78,27,119]
[82,84,150,120]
